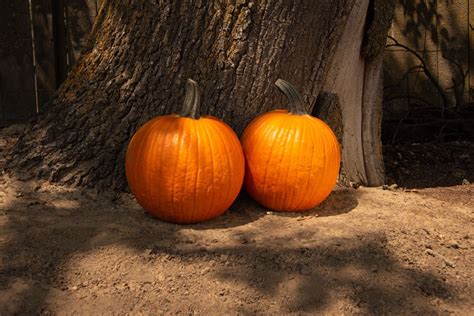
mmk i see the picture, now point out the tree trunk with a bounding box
[8,0,393,191]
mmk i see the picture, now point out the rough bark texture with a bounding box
[313,92,343,145]
[8,0,391,191]
[361,0,396,59]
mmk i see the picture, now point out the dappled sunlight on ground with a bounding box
[0,173,473,314]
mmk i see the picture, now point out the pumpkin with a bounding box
[125,79,245,224]
[241,79,340,212]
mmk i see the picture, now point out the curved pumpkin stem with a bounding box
[180,79,201,119]
[275,79,307,115]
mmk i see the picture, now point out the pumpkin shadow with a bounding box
[268,187,359,219]
[184,192,265,230]
[190,187,359,230]
[311,187,359,217]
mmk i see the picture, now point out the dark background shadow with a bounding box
[382,0,473,189]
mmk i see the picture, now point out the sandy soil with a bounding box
[0,127,473,315]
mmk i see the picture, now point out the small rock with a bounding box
[446,240,460,249]
[389,184,398,190]
[370,265,378,273]
[266,211,273,215]
[350,182,360,189]
[424,249,455,268]
[462,179,470,185]
[296,216,312,221]
[239,237,255,244]
[144,249,153,256]
[425,249,436,256]
[70,286,78,291]
[443,258,455,268]
[201,267,211,275]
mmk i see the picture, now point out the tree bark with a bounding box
[8,0,392,190]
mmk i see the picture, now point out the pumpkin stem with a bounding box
[180,79,201,119]
[275,79,307,115]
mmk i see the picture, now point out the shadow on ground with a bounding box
[0,177,455,314]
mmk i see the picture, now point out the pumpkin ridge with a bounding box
[260,122,286,206]
[138,119,155,209]
[208,120,234,209]
[170,120,185,220]
[138,118,172,216]
[314,121,329,205]
[126,119,148,194]
[157,118,178,216]
[286,118,306,210]
[268,123,289,209]
[179,120,192,217]
[201,121,216,220]
[317,121,331,204]
[185,120,198,222]
[191,122,201,222]
[210,122,227,212]
[312,120,336,205]
[280,117,300,210]
[153,119,174,217]
[243,119,270,199]
[179,120,195,220]
[143,118,167,210]
[293,119,317,210]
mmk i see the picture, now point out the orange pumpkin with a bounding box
[125,79,245,224]
[241,79,340,212]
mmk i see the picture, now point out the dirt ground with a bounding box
[1,126,473,315]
